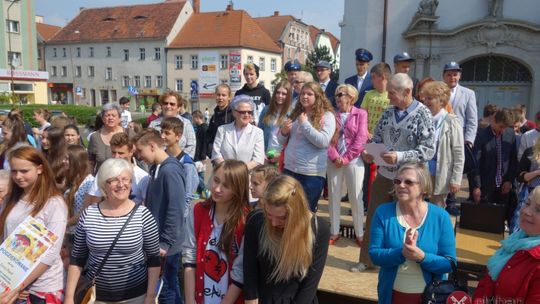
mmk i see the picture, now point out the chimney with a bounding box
[226,3,233,11]
[192,0,200,13]
[79,7,85,11]
[273,11,279,16]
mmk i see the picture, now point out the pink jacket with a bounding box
[327,106,368,165]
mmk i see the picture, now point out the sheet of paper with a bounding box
[364,143,393,166]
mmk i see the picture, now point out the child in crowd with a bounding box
[0,170,9,203]
[119,96,132,129]
[183,159,249,304]
[250,164,279,209]
[64,124,83,146]
[361,62,392,138]
[160,117,199,211]
[192,110,209,197]
[134,129,186,303]
[41,126,67,188]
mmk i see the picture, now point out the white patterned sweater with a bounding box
[372,100,436,179]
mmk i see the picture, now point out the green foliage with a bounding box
[306,46,340,82]
[0,104,100,127]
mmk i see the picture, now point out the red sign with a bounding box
[446,291,471,304]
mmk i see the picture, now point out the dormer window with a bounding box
[134,15,147,20]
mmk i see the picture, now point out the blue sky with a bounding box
[36,0,343,37]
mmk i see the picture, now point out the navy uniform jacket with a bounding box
[345,74,373,108]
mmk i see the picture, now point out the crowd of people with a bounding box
[0,47,539,304]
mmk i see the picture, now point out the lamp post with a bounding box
[7,0,21,104]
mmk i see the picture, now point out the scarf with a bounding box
[487,229,540,280]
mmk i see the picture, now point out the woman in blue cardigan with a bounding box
[369,162,456,304]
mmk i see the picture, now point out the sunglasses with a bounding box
[161,102,177,107]
[393,178,419,186]
[336,92,349,98]
[235,110,253,116]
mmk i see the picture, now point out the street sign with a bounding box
[128,85,138,96]
[190,80,199,101]
[75,86,82,96]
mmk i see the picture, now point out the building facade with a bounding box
[340,0,540,117]
[45,1,192,106]
[310,26,341,69]
[0,0,48,104]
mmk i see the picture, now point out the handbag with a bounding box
[74,204,139,304]
[422,257,469,304]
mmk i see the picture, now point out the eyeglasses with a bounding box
[161,102,177,107]
[235,110,253,116]
[336,92,350,98]
[393,178,419,186]
[106,178,132,187]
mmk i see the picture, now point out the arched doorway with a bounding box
[459,55,533,113]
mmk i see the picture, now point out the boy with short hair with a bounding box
[134,129,186,303]
[119,96,132,129]
[361,62,392,137]
[160,117,199,208]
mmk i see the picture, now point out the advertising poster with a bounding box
[229,50,242,91]
[199,51,219,98]
[0,216,58,292]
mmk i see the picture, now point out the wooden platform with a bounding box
[455,227,503,266]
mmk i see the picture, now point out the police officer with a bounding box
[345,48,373,107]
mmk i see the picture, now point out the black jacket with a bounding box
[206,105,233,158]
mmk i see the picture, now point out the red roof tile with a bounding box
[254,15,296,42]
[168,10,281,53]
[36,23,61,42]
[48,1,187,43]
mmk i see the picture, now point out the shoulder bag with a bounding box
[74,204,139,304]
[422,256,470,304]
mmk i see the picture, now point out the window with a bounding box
[271,58,276,72]
[88,66,95,77]
[53,48,57,57]
[134,76,141,87]
[6,20,19,33]
[220,55,228,70]
[111,90,117,102]
[37,48,41,60]
[175,55,183,70]
[76,47,81,57]
[51,66,57,77]
[122,76,130,87]
[139,48,145,61]
[175,79,183,92]
[144,76,152,88]
[247,56,253,64]
[61,66,67,77]
[82,88,86,98]
[62,48,67,57]
[89,47,94,57]
[191,55,198,70]
[154,48,161,60]
[123,49,129,61]
[259,57,265,71]
[75,66,81,77]
[106,46,111,57]
[7,51,21,66]
[156,75,163,88]
[106,67,112,80]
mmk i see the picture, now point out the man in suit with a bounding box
[443,61,479,213]
[472,108,517,226]
[393,52,419,97]
[345,48,373,107]
[315,60,339,108]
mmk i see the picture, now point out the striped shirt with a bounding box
[71,203,161,301]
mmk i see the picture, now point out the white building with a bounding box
[45,1,193,106]
[340,0,540,116]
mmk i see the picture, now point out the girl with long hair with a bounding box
[518,136,540,190]
[63,145,94,231]
[244,175,330,303]
[41,126,67,188]
[63,124,83,147]
[0,111,32,169]
[258,80,293,164]
[0,146,67,303]
[183,160,250,304]
[278,82,336,212]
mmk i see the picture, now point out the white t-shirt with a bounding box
[120,109,132,129]
[88,165,149,204]
[203,218,229,304]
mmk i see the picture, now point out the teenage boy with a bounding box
[234,63,270,125]
[85,132,149,205]
[191,110,209,197]
[134,129,186,304]
[361,62,392,138]
[160,117,199,208]
[119,97,132,129]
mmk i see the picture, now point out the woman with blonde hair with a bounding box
[206,84,234,158]
[183,160,250,304]
[518,136,540,191]
[420,81,464,207]
[278,82,336,212]
[244,175,330,303]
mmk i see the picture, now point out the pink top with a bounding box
[327,106,369,165]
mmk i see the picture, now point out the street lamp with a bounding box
[7,0,21,104]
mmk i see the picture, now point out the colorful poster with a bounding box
[228,50,242,91]
[0,216,58,292]
[199,51,219,98]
